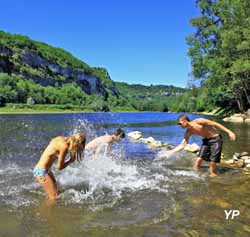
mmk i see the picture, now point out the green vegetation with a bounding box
[182,0,250,114]
[0,30,116,98]
[0,103,88,113]
[0,73,119,112]
[0,31,90,71]
[0,30,186,113]
[116,82,186,112]
[2,1,249,115]
[0,71,186,113]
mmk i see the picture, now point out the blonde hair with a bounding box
[67,133,86,162]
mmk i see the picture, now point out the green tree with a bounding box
[16,79,29,103]
[187,0,250,113]
[0,73,18,102]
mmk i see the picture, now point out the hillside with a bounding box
[115,82,186,111]
[116,82,185,98]
[0,30,186,112]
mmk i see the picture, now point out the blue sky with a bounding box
[0,0,199,87]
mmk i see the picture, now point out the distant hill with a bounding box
[116,82,186,98]
[0,31,118,97]
[115,82,186,112]
[0,30,187,111]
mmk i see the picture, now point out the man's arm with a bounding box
[104,136,113,155]
[107,143,112,154]
[165,130,191,156]
[198,118,236,140]
[94,141,111,156]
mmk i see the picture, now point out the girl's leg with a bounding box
[48,171,58,192]
[35,173,58,200]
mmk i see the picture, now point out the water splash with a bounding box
[57,151,162,204]
[0,116,203,209]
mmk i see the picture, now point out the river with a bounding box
[0,112,249,236]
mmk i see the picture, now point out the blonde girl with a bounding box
[33,133,86,200]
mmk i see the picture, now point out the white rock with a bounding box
[234,152,241,158]
[236,159,245,168]
[234,113,244,117]
[246,164,250,168]
[184,143,200,153]
[127,131,142,140]
[245,118,250,123]
[149,141,164,148]
[241,156,250,160]
[223,116,244,122]
[233,155,239,161]
[139,138,147,143]
[140,137,156,144]
[241,152,249,156]
[224,159,235,164]
[244,159,250,164]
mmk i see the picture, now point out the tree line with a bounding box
[182,0,250,114]
[0,30,186,112]
[0,73,183,112]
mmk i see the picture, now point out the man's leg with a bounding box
[196,142,208,171]
[209,136,223,177]
[194,157,203,170]
[210,162,217,177]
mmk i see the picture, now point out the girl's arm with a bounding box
[57,146,73,170]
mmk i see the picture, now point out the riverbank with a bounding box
[0,107,88,114]
[196,108,221,116]
[196,108,250,123]
[0,103,138,114]
[223,112,250,123]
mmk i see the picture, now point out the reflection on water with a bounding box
[0,112,250,236]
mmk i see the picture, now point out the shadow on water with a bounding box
[0,112,250,236]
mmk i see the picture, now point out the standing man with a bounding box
[85,128,125,156]
[167,114,236,177]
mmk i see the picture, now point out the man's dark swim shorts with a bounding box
[198,135,223,163]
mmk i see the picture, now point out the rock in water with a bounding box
[127,131,143,140]
[139,137,156,144]
[128,132,168,149]
[234,153,241,158]
[149,141,166,149]
[247,109,250,117]
[241,152,249,157]
[233,155,240,161]
[241,156,250,160]
[224,159,235,164]
[236,159,245,168]
[223,115,244,122]
[244,159,250,164]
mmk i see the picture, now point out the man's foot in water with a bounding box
[210,173,217,177]
[193,165,201,171]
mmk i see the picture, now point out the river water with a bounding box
[0,112,249,237]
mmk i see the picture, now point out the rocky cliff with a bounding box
[0,31,186,112]
[0,31,119,99]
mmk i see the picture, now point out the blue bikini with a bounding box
[33,167,49,180]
